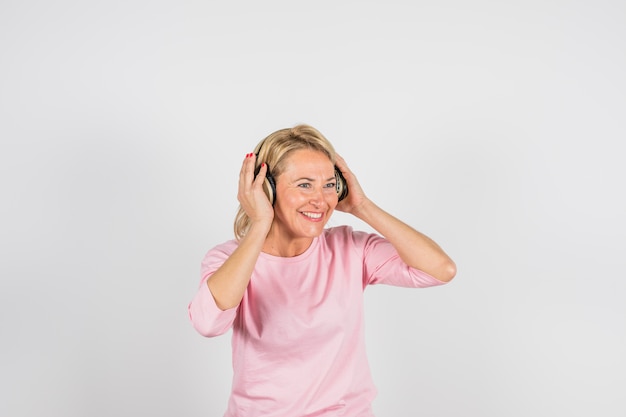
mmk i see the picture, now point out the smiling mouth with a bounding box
[301,211,322,220]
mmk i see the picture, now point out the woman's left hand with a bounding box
[334,155,456,282]
[334,154,370,215]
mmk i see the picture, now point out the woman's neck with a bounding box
[262,232,313,257]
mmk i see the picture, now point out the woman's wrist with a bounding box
[246,219,272,240]
[350,198,379,223]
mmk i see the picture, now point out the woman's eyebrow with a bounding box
[294,176,336,182]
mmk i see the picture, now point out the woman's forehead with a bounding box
[280,149,334,176]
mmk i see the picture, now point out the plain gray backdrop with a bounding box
[1,1,624,416]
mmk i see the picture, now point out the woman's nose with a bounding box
[309,186,324,206]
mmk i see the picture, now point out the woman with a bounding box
[188,124,456,417]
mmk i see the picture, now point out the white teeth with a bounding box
[302,212,322,219]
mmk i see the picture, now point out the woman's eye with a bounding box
[298,183,311,188]
[325,182,337,189]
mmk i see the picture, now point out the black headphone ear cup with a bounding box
[262,174,276,205]
[335,167,349,202]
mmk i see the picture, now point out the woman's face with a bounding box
[271,148,338,242]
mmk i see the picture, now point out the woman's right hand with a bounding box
[238,153,274,230]
[204,154,274,311]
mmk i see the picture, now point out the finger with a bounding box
[239,153,253,175]
[239,153,256,192]
[334,153,350,173]
[335,154,365,197]
[253,162,268,187]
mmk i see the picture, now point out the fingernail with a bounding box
[261,163,266,167]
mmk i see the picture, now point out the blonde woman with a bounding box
[189,124,456,417]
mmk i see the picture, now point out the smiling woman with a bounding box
[188,124,456,417]
[265,149,339,256]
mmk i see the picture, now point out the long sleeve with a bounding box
[188,282,237,337]
[352,229,448,289]
[188,240,239,337]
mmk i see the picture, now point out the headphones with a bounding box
[253,148,349,206]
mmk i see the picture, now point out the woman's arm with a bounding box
[335,155,456,282]
[207,154,274,310]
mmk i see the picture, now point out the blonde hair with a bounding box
[233,124,337,240]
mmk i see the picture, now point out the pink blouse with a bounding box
[189,226,446,417]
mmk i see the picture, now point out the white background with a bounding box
[1,1,625,416]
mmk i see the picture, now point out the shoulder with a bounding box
[205,239,239,257]
[201,239,239,273]
[323,225,354,244]
[322,225,380,251]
